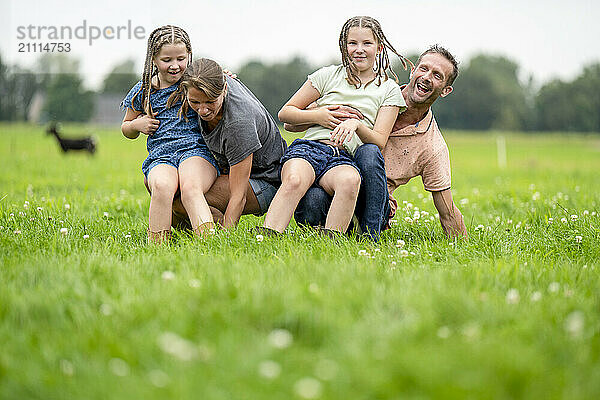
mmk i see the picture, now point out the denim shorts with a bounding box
[280,139,360,183]
[143,142,220,178]
[249,178,279,215]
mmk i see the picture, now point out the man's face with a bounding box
[406,53,454,105]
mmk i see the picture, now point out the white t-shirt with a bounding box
[303,64,406,155]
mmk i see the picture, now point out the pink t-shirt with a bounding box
[383,107,452,219]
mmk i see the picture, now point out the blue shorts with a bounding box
[249,178,279,215]
[280,139,360,183]
[143,142,219,178]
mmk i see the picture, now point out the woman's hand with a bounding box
[330,119,360,146]
[133,114,160,135]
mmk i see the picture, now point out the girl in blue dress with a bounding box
[121,25,219,243]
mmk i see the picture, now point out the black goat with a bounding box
[47,123,96,154]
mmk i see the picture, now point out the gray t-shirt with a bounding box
[199,76,286,183]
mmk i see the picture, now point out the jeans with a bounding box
[294,143,389,241]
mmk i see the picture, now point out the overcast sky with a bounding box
[1,0,599,89]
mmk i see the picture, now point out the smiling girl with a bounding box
[121,25,219,243]
[261,16,409,236]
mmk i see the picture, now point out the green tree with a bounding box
[434,54,530,131]
[238,56,314,120]
[101,59,139,95]
[535,63,600,132]
[43,74,95,122]
[0,53,39,121]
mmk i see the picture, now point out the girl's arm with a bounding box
[330,105,399,150]
[222,154,254,228]
[121,108,160,139]
[278,81,353,130]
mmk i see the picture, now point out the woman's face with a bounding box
[186,86,226,122]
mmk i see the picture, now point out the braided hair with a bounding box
[131,25,192,116]
[339,16,412,88]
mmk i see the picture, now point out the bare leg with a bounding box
[318,165,361,233]
[262,159,315,233]
[147,164,179,237]
[204,175,261,215]
[178,157,218,233]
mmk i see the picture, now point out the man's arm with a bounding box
[431,189,467,238]
[283,104,364,132]
[222,154,254,228]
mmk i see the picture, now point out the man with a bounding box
[292,45,467,239]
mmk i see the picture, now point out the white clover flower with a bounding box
[474,224,485,231]
[64,204,71,210]
[14,230,22,235]
[293,377,322,399]
[507,219,513,225]
[358,249,369,256]
[161,271,175,281]
[255,234,264,242]
[406,202,413,209]
[390,261,397,266]
[268,329,293,349]
[437,326,451,339]
[561,218,567,223]
[532,192,540,201]
[314,359,338,381]
[23,202,29,209]
[258,360,281,380]
[60,359,74,376]
[124,234,132,239]
[189,279,201,288]
[592,211,597,217]
[583,210,589,216]
[575,235,582,243]
[83,234,90,239]
[100,303,113,316]
[60,228,68,236]
[460,198,469,206]
[148,369,170,388]
[396,239,405,248]
[404,217,413,224]
[530,291,542,302]
[413,211,420,219]
[9,213,14,217]
[564,311,584,339]
[103,211,109,218]
[374,248,381,253]
[506,288,520,304]
[399,250,409,257]
[157,332,198,361]
[571,214,578,221]
[548,282,560,293]
[548,218,553,224]
[108,358,130,377]
[36,207,43,212]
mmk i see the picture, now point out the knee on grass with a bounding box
[150,178,178,200]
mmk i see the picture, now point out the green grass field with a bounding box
[1,122,599,399]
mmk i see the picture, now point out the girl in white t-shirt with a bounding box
[261,16,409,236]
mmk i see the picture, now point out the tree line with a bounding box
[1,52,599,132]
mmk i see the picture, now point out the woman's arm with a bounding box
[121,108,160,139]
[222,154,254,228]
[330,105,399,150]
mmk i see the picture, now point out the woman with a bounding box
[175,58,287,228]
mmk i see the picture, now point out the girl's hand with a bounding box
[134,114,160,135]
[315,105,354,129]
[330,119,360,146]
